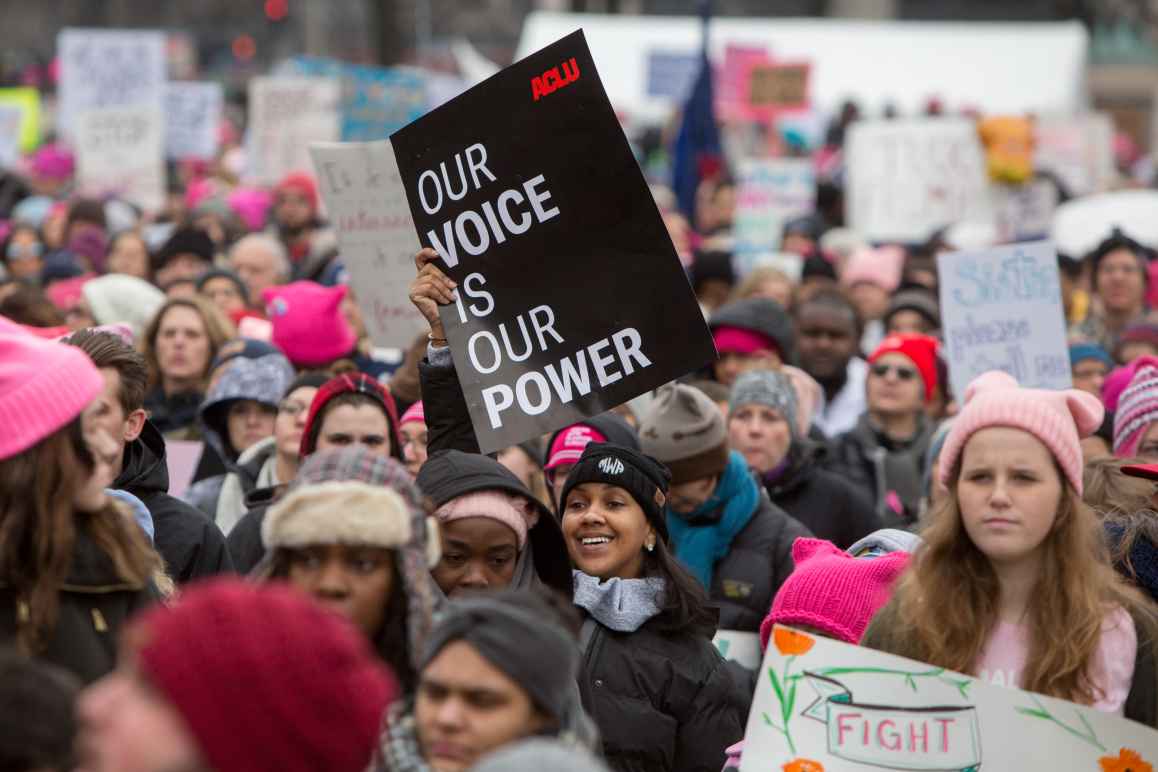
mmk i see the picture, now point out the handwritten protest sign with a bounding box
[0,87,40,152]
[937,240,1070,399]
[291,58,428,142]
[319,31,715,453]
[309,142,428,349]
[746,62,810,113]
[741,625,1158,771]
[57,28,165,139]
[75,106,165,212]
[733,158,816,273]
[991,178,1058,242]
[645,50,699,101]
[164,82,223,160]
[713,630,761,670]
[0,105,22,168]
[845,119,990,243]
[248,77,340,185]
[1035,113,1115,198]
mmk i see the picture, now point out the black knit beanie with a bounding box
[559,442,672,544]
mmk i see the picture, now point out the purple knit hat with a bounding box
[0,316,104,460]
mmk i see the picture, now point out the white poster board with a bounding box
[1051,189,1158,259]
[309,142,427,350]
[57,28,166,139]
[164,82,223,160]
[248,77,340,185]
[733,158,815,274]
[0,104,22,169]
[937,240,1070,399]
[75,106,165,213]
[1035,113,1116,198]
[741,625,1158,771]
[713,629,762,670]
[845,119,990,243]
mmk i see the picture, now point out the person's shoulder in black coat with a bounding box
[766,443,881,550]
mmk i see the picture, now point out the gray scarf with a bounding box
[572,571,665,633]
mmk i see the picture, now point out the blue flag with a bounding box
[671,4,721,225]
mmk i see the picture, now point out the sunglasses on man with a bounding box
[870,363,918,381]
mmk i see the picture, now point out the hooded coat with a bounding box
[761,442,881,550]
[417,449,573,596]
[708,297,796,365]
[113,421,235,583]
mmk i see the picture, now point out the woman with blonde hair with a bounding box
[140,295,235,438]
[730,265,795,311]
[862,372,1158,726]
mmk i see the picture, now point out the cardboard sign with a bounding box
[991,178,1058,242]
[321,31,715,454]
[741,625,1158,771]
[1051,189,1158,259]
[845,119,991,243]
[1035,113,1115,197]
[247,77,340,184]
[718,44,771,123]
[747,62,810,111]
[292,57,428,142]
[164,82,223,160]
[937,240,1070,399]
[75,106,165,212]
[0,87,40,152]
[645,50,700,100]
[713,630,762,670]
[733,158,816,273]
[0,105,21,168]
[57,28,166,139]
[309,142,428,349]
[164,440,203,499]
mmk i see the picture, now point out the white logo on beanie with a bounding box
[597,457,625,475]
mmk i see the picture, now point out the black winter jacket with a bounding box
[0,526,158,684]
[419,356,482,456]
[706,490,812,632]
[579,617,750,772]
[114,421,235,583]
[825,414,935,529]
[763,442,881,550]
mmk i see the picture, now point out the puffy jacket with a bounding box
[703,491,812,633]
[419,352,481,456]
[579,617,749,772]
[417,449,573,596]
[825,413,935,529]
[762,442,881,550]
[113,421,235,583]
[0,523,158,684]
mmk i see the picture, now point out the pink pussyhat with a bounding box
[25,143,75,181]
[228,187,273,232]
[938,371,1103,495]
[263,281,358,368]
[400,401,425,427]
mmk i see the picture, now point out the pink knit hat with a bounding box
[759,538,909,649]
[1104,355,1158,413]
[399,401,425,427]
[840,245,905,292]
[433,491,540,550]
[939,371,1103,494]
[0,316,104,460]
[1113,361,1158,457]
[264,282,358,368]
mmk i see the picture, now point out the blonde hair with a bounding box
[730,266,794,306]
[1083,456,1154,518]
[891,452,1153,705]
[140,295,236,390]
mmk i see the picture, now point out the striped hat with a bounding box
[1114,361,1158,457]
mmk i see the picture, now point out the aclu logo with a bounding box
[532,57,580,101]
[597,457,625,475]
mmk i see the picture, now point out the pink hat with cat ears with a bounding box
[938,371,1103,494]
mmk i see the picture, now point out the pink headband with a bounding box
[713,325,778,357]
[434,491,539,550]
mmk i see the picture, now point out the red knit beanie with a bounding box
[275,171,320,213]
[134,579,396,772]
[759,538,909,649]
[868,333,940,402]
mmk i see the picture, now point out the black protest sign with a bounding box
[384,30,715,454]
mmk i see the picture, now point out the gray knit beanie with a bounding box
[640,383,728,484]
[728,370,799,438]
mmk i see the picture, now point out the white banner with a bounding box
[75,106,165,212]
[845,119,990,243]
[248,77,340,185]
[164,82,223,160]
[57,28,165,139]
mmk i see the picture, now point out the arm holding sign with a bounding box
[409,248,483,456]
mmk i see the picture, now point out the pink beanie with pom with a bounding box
[759,538,909,649]
[938,371,1103,494]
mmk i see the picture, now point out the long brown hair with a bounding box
[893,452,1154,705]
[0,420,159,654]
[140,295,235,391]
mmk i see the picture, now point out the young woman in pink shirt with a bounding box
[862,371,1158,727]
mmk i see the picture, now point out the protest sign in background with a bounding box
[644,50,699,101]
[75,106,165,212]
[1051,189,1158,259]
[164,440,204,499]
[310,141,428,350]
[733,158,815,273]
[937,240,1070,399]
[713,630,761,670]
[57,28,166,139]
[335,30,715,453]
[991,178,1059,243]
[248,76,340,185]
[0,88,41,153]
[164,82,223,160]
[0,105,22,168]
[746,62,811,115]
[1035,113,1115,198]
[291,57,428,142]
[845,119,990,243]
[741,625,1158,771]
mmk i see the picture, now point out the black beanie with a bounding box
[559,442,672,544]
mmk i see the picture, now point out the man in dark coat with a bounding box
[64,330,234,583]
